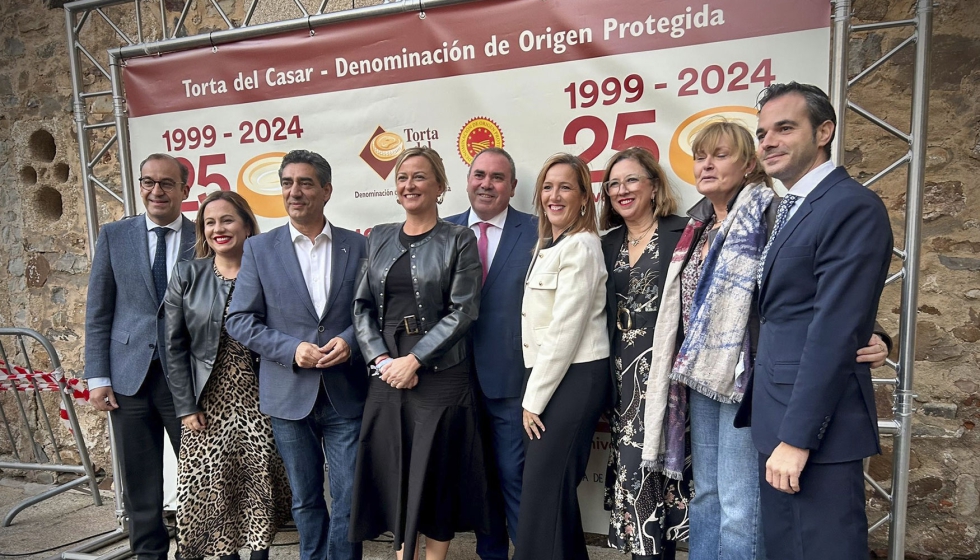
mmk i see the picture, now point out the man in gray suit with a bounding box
[225,150,367,560]
[85,153,195,560]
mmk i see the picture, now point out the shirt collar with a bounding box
[288,219,332,243]
[786,160,836,200]
[467,206,509,229]
[145,213,183,232]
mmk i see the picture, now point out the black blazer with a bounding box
[163,258,256,417]
[600,214,688,409]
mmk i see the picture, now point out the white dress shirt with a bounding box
[88,214,187,391]
[467,207,508,268]
[785,160,836,221]
[289,220,333,318]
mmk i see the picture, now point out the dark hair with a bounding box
[757,81,836,158]
[279,150,332,186]
[468,147,516,183]
[598,147,679,230]
[139,153,189,184]
[193,190,260,258]
[532,153,599,240]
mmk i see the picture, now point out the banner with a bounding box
[123,0,831,533]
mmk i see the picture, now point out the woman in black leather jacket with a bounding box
[349,146,487,560]
[163,191,290,560]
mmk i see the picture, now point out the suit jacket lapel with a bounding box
[483,207,521,292]
[274,226,320,321]
[129,216,157,300]
[324,231,350,319]
[178,216,196,261]
[759,168,844,295]
[658,217,685,285]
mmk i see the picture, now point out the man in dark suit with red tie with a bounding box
[736,82,893,559]
[446,148,536,560]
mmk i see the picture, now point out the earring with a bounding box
[437,192,445,205]
[580,206,586,216]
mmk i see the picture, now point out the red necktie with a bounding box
[478,221,491,283]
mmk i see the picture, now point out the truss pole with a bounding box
[888,0,932,556]
[109,53,136,216]
[830,0,850,165]
[66,8,102,252]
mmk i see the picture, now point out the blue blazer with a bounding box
[735,167,893,464]
[225,223,368,420]
[84,215,196,396]
[445,207,537,399]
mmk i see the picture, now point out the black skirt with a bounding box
[349,329,489,558]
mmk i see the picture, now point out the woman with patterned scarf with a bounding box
[644,119,890,560]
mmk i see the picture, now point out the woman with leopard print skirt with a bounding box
[163,191,291,560]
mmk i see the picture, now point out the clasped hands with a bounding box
[294,337,350,369]
[374,354,420,390]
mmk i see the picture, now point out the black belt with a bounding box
[616,308,658,331]
[385,315,421,335]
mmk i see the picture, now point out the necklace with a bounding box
[627,220,657,247]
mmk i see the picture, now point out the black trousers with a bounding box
[514,359,609,560]
[758,454,868,560]
[110,360,182,560]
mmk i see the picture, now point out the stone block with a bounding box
[922,402,958,419]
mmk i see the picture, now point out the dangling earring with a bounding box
[580,206,586,216]
[437,192,445,205]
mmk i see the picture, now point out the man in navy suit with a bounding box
[739,82,893,559]
[225,150,367,560]
[85,154,196,560]
[446,148,536,560]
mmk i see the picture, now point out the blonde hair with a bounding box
[393,146,449,198]
[598,147,679,230]
[194,190,260,258]
[532,153,599,241]
[690,119,772,189]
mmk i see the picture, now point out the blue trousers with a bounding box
[270,390,363,560]
[475,395,524,560]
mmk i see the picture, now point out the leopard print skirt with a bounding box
[176,308,291,556]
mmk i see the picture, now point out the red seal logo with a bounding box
[457,117,504,165]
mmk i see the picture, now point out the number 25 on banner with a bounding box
[175,154,231,212]
[564,110,658,183]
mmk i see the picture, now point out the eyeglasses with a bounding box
[138,177,181,192]
[602,175,650,195]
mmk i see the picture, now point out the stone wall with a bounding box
[0,0,977,557]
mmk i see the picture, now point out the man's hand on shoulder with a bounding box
[90,386,119,412]
[766,441,810,494]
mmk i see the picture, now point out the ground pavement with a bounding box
[0,477,687,560]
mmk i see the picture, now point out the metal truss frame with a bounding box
[830,0,932,557]
[63,0,931,557]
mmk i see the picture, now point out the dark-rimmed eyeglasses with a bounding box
[138,177,181,192]
[602,175,650,195]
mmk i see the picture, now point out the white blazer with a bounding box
[521,231,610,414]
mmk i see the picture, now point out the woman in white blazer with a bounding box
[513,153,610,560]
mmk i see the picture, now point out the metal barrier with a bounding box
[0,327,102,526]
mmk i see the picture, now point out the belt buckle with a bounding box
[616,308,633,331]
[403,315,420,335]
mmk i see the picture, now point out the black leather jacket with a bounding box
[163,258,258,417]
[353,220,481,372]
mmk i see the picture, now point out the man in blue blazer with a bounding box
[225,150,367,560]
[84,154,195,560]
[446,148,536,560]
[737,83,893,559]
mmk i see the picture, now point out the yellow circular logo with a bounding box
[457,117,504,165]
[370,131,405,161]
[237,152,287,218]
[669,106,758,186]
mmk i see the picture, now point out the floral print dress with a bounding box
[605,233,693,557]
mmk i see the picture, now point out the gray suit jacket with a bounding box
[225,223,368,420]
[84,215,196,396]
